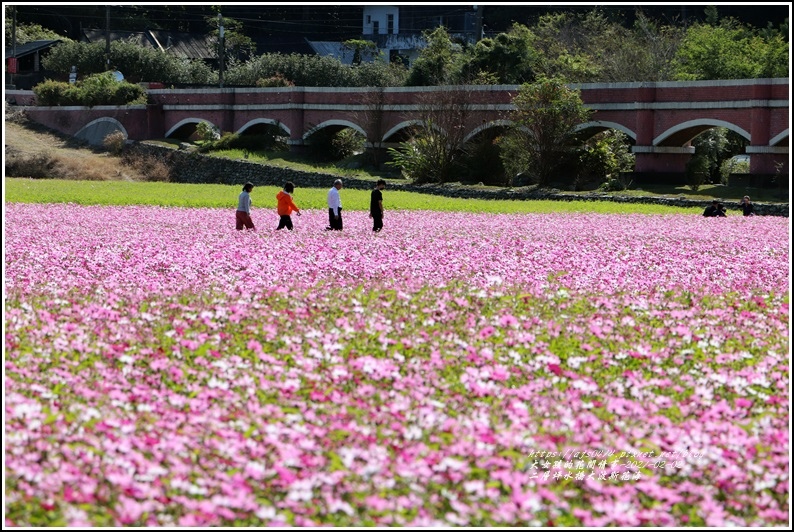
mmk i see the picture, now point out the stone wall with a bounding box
[130,142,789,217]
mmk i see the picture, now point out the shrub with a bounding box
[197,130,288,153]
[32,79,71,106]
[76,72,117,106]
[226,53,356,87]
[4,151,56,178]
[685,156,710,191]
[387,135,446,184]
[307,128,365,162]
[60,85,84,106]
[351,61,409,87]
[5,148,137,181]
[330,129,365,160]
[42,39,216,85]
[195,121,221,142]
[572,130,635,190]
[122,152,171,182]
[111,83,147,105]
[599,173,634,192]
[255,74,294,87]
[719,156,749,184]
[4,102,28,123]
[142,157,171,182]
[32,72,146,106]
[458,136,508,186]
[103,131,127,155]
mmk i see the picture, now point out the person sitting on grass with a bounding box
[740,195,756,216]
[703,199,727,217]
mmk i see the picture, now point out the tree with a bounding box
[501,77,593,186]
[225,53,355,87]
[42,39,215,85]
[579,130,635,190]
[525,8,686,83]
[672,18,789,80]
[527,12,602,83]
[352,61,409,87]
[4,20,67,45]
[405,27,459,86]
[584,10,684,82]
[207,14,256,65]
[689,127,746,184]
[387,86,475,183]
[351,86,388,167]
[342,39,378,65]
[456,23,540,84]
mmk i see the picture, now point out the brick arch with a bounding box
[303,120,366,141]
[383,120,422,143]
[575,120,637,142]
[165,118,217,139]
[238,118,290,136]
[74,117,128,146]
[382,120,449,143]
[463,120,514,144]
[654,119,751,147]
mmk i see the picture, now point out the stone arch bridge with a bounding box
[7,78,789,177]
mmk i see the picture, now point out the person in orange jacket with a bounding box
[276,181,302,230]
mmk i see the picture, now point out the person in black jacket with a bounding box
[369,179,386,232]
[740,195,756,216]
[703,200,727,217]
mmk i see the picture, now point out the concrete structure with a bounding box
[5,78,789,178]
[359,5,480,66]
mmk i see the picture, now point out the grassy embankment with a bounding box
[4,178,707,215]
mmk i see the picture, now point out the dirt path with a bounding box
[4,118,152,181]
[5,120,101,160]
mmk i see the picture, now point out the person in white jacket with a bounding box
[326,179,343,231]
[236,182,255,230]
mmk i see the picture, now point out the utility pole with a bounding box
[218,12,225,88]
[474,5,483,41]
[11,5,17,87]
[105,6,111,70]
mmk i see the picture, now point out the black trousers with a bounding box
[371,214,383,232]
[276,215,293,230]
[327,208,343,230]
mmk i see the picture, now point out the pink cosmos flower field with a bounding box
[4,203,790,526]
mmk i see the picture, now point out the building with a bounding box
[80,28,216,63]
[5,39,62,89]
[308,5,482,66]
[362,5,481,65]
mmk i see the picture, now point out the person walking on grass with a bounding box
[276,181,302,230]
[326,179,343,231]
[369,179,386,232]
[236,182,255,230]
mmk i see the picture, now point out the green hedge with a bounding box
[32,72,147,106]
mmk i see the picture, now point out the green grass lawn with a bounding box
[610,182,789,203]
[4,178,708,214]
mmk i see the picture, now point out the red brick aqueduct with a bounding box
[6,78,789,178]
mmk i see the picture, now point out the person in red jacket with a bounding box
[276,181,302,230]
